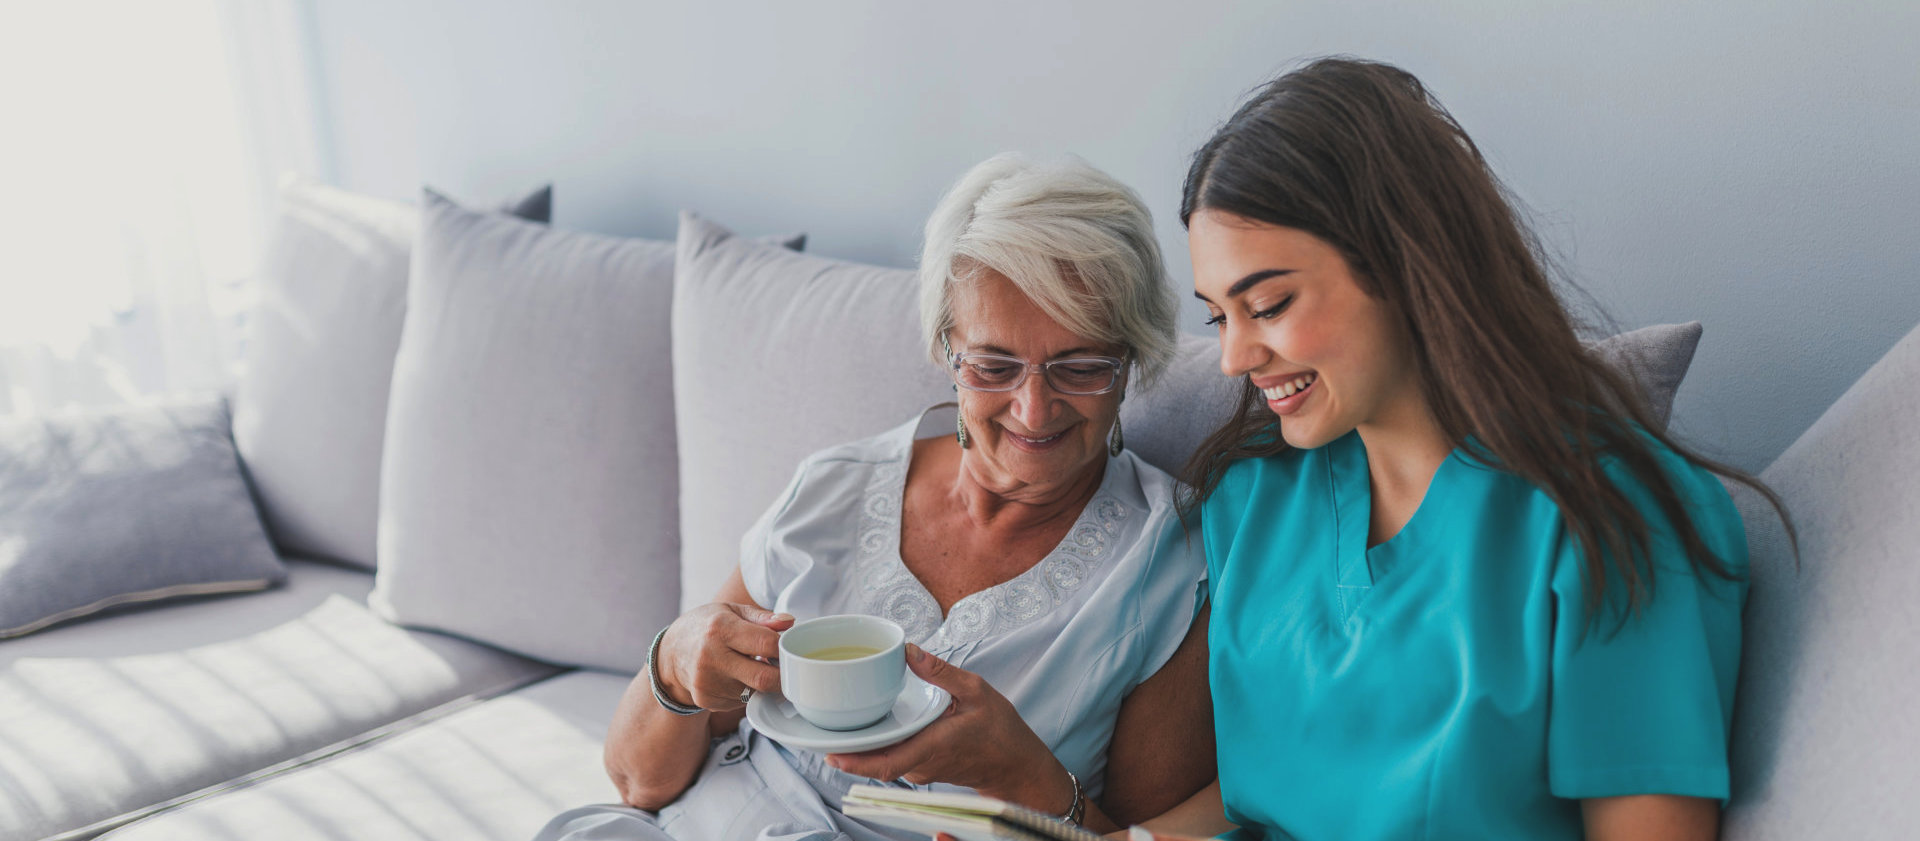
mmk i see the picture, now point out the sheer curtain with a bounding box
[0,1,325,416]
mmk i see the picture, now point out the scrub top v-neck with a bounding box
[1201,430,1747,841]
[1325,432,1466,622]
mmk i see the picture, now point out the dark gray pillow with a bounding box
[0,398,284,638]
[1588,320,1704,430]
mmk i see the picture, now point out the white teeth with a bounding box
[1261,373,1316,401]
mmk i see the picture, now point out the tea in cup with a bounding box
[778,615,906,731]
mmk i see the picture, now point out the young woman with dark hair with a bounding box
[1133,57,1791,841]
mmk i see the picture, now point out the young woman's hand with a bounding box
[930,835,1213,841]
[1119,830,1210,841]
[656,602,793,711]
[826,644,1080,817]
[1108,778,1234,840]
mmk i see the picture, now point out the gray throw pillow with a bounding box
[1119,333,1244,478]
[1589,320,1703,429]
[231,178,550,571]
[0,398,284,638]
[371,194,799,672]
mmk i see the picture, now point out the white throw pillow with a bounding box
[672,212,954,612]
[232,177,550,569]
[373,194,796,672]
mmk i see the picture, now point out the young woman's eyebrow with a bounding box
[1194,268,1296,304]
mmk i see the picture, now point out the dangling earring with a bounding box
[945,332,970,449]
[1108,417,1124,457]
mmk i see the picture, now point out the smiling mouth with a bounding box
[1259,372,1317,415]
[1259,372,1317,401]
[1005,428,1069,448]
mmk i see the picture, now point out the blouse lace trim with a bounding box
[852,434,1131,647]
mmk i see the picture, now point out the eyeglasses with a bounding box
[941,335,1128,396]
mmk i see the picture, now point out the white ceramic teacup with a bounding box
[778,615,907,731]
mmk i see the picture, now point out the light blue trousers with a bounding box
[534,729,861,841]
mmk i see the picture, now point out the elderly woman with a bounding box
[535,153,1213,841]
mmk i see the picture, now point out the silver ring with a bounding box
[739,686,754,705]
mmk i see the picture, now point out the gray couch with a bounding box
[0,188,1231,841]
[1,179,1913,840]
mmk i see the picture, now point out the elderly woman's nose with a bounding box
[1009,372,1059,429]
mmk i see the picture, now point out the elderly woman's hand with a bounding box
[657,603,794,711]
[826,644,1078,816]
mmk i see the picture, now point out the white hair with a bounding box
[918,153,1178,385]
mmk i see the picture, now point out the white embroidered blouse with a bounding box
[739,406,1207,803]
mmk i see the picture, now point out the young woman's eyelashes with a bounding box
[1201,294,1294,328]
[1250,295,1293,320]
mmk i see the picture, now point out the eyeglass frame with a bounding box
[940,334,1131,396]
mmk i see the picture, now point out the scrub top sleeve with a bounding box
[737,456,817,610]
[1545,457,1748,802]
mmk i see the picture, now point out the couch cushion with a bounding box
[0,592,557,841]
[372,194,799,672]
[1722,320,1920,839]
[232,178,550,570]
[96,670,627,841]
[372,189,679,674]
[672,213,955,611]
[0,398,284,639]
[1,557,369,670]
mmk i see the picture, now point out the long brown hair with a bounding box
[1178,57,1793,626]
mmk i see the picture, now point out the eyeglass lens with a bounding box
[953,355,1117,394]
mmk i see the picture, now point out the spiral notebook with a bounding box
[842,785,1106,841]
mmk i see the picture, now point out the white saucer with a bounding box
[746,673,951,754]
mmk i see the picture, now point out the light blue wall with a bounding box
[308,0,1920,472]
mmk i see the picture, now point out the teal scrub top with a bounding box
[1201,431,1747,841]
